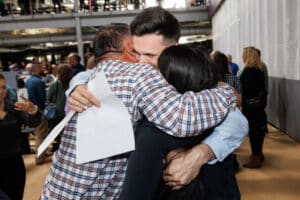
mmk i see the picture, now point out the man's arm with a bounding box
[163,108,248,189]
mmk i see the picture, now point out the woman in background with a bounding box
[47,64,73,152]
[240,47,267,168]
[0,73,40,200]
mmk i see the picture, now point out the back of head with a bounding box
[130,6,180,44]
[158,44,218,93]
[57,64,73,89]
[213,52,230,81]
[31,62,42,73]
[67,53,81,64]
[243,46,262,68]
[94,23,131,60]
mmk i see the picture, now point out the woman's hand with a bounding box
[15,97,37,114]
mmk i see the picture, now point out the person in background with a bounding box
[213,51,241,104]
[0,73,40,200]
[240,47,267,168]
[47,64,73,152]
[67,53,86,76]
[227,54,240,76]
[25,62,48,164]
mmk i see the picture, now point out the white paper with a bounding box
[76,71,135,164]
[37,110,75,157]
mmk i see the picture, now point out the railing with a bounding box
[0,0,208,17]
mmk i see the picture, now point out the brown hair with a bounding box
[57,64,73,89]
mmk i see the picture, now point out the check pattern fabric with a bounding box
[225,74,241,94]
[42,60,236,199]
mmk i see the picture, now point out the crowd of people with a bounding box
[0,5,269,200]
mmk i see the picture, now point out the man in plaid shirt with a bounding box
[42,8,244,200]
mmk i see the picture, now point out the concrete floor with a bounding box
[23,125,300,200]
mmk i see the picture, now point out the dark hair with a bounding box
[68,53,81,63]
[57,64,73,89]
[158,44,218,94]
[94,23,130,59]
[130,7,180,44]
[212,52,230,82]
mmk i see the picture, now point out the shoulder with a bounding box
[102,60,158,78]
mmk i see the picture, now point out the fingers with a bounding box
[20,96,29,102]
[68,85,101,112]
[77,85,100,107]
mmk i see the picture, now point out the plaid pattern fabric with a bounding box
[225,74,241,94]
[42,60,236,199]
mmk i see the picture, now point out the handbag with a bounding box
[244,90,266,110]
[44,82,58,120]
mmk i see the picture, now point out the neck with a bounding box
[98,52,124,63]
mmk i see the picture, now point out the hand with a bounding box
[15,96,36,113]
[163,144,214,190]
[67,84,101,112]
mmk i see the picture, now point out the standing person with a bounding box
[25,62,48,164]
[120,45,247,200]
[240,47,267,168]
[42,22,238,199]
[0,73,40,200]
[67,52,86,76]
[213,51,241,105]
[68,7,243,197]
[227,54,240,76]
[46,64,73,152]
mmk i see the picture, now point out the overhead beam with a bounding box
[0,7,208,32]
[0,26,211,46]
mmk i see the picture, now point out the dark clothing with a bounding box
[120,119,240,200]
[240,67,267,124]
[159,155,240,200]
[0,188,10,200]
[0,156,25,200]
[240,67,267,155]
[47,81,66,120]
[0,99,41,158]
[25,74,46,110]
[0,99,41,200]
[47,81,67,151]
[72,64,86,76]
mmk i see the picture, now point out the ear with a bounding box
[122,41,138,63]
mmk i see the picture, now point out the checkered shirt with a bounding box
[42,60,236,199]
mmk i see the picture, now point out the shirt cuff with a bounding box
[202,133,234,165]
[28,105,38,115]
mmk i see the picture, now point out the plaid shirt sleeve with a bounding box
[134,68,237,138]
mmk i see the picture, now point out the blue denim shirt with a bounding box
[25,74,46,110]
